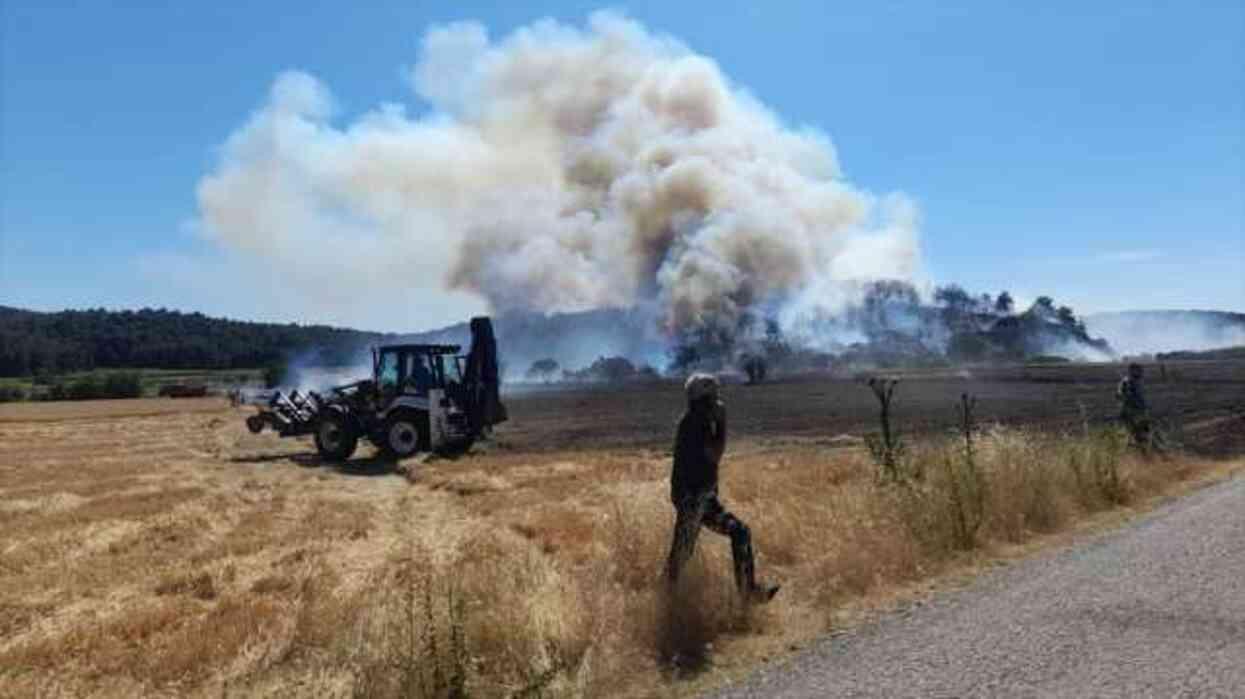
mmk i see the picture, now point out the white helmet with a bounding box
[684,372,720,402]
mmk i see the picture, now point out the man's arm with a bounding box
[705,400,727,464]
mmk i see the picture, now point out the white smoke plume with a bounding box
[198,12,923,337]
[1085,311,1245,356]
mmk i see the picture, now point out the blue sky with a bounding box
[2,1,1242,331]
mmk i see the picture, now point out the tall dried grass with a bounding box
[1,421,1213,699]
[319,425,1186,697]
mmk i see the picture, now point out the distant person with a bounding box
[1116,363,1151,448]
[665,373,779,602]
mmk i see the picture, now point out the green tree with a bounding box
[994,291,1014,315]
[1029,296,1056,318]
[526,358,559,382]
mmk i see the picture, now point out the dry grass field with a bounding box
[2,361,1242,698]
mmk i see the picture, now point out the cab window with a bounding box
[444,356,463,384]
[408,354,434,394]
[378,351,400,391]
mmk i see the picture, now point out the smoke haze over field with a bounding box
[197,12,922,340]
[1085,311,1245,356]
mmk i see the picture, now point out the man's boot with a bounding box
[747,582,781,604]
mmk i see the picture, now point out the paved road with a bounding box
[714,476,1245,698]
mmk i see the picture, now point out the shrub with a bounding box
[40,372,143,401]
[65,374,103,400]
[103,372,143,399]
[892,444,988,555]
[43,382,66,401]
[1062,427,1131,507]
[0,385,26,402]
[565,356,637,383]
[945,394,988,550]
[982,429,1068,542]
[940,448,988,550]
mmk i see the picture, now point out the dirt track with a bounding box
[713,473,1245,698]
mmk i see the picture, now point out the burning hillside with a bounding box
[405,284,1113,381]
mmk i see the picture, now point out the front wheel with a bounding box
[383,411,429,459]
[315,411,358,462]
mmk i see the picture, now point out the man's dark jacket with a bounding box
[671,403,726,503]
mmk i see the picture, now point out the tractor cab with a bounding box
[372,344,463,400]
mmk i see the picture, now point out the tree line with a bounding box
[0,306,383,377]
[665,282,1110,374]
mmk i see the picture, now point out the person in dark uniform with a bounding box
[464,316,507,433]
[664,373,779,602]
[1116,362,1152,448]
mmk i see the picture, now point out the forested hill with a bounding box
[0,306,386,376]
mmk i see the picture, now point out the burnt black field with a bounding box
[498,359,1245,457]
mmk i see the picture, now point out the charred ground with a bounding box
[501,359,1245,458]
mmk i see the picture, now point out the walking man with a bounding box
[665,373,779,602]
[1116,363,1152,448]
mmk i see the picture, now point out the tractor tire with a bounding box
[245,415,265,434]
[382,410,429,460]
[315,411,358,462]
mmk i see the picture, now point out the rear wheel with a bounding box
[383,411,429,459]
[315,411,358,462]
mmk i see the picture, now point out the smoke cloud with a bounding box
[1085,311,1245,356]
[197,12,922,337]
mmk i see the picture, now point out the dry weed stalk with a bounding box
[864,377,906,482]
[944,393,987,550]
